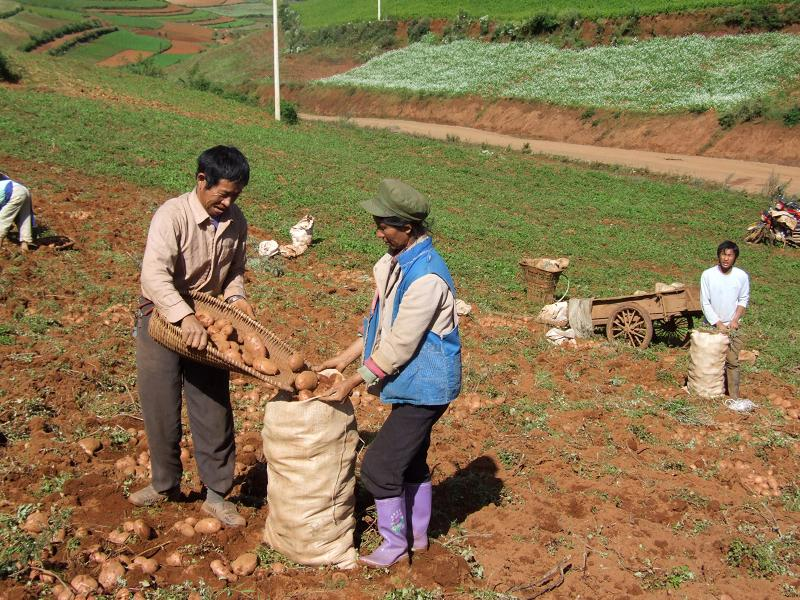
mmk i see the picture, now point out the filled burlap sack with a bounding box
[261,392,358,569]
[687,330,729,398]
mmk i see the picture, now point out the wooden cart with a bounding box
[591,286,702,348]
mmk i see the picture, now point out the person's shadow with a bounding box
[429,456,502,538]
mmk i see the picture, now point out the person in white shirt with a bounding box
[700,240,750,399]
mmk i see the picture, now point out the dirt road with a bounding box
[303,113,800,196]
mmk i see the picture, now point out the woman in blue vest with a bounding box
[317,179,461,568]
[0,171,35,253]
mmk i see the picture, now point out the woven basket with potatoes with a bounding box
[147,291,302,391]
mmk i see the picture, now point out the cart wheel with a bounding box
[606,303,653,348]
[654,314,694,347]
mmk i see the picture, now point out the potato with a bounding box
[288,353,306,373]
[231,552,258,576]
[195,312,214,328]
[222,348,242,364]
[133,556,159,574]
[297,389,314,401]
[107,530,131,545]
[253,358,279,375]
[194,517,222,534]
[244,335,266,358]
[176,523,195,538]
[131,519,153,540]
[215,319,234,338]
[166,552,184,567]
[294,370,318,391]
[241,351,254,366]
[210,559,238,582]
[184,517,198,526]
[71,574,99,594]
[98,560,126,591]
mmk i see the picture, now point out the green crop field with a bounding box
[2,53,798,381]
[98,14,162,29]
[321,34,800,113]
[209,18,256,29]
[19,0,166,9]
[63,28,168,60]
[208,2,272,19]
[149,52,188,67]
[293,0,795,28]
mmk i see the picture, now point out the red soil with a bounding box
[0,152,798,599]
[97,49,154,67]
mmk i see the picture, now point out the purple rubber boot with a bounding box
[359,496,409,567]
[405,481,433,552]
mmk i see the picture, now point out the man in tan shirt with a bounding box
[131,146,253,526]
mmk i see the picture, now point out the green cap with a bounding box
[360,179,430,223]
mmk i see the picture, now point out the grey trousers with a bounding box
[136,311,235,495]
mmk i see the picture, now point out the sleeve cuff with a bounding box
[163,302,193,324]
[357,365,380,386]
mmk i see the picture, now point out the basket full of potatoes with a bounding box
[148,291,303,391]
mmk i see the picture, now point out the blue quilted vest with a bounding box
[363,237,461,405]
[0,179,12,211]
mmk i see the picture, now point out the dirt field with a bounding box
[1,154,798,599]
[286,87,800,168]
[97,50,155,67]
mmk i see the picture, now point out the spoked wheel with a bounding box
[654,314,694,347]
[606,302,653,348]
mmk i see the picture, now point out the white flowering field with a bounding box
[319,34,800,112]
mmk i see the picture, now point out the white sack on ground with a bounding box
[567,298,593,338]
[536,301,568,326]
[262,392,358,569]
[687,330,729,398]
[290,215,314,247]
[546,327,577,347]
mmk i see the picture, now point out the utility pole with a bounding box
[273,0,281,120]
[378,0,381,21]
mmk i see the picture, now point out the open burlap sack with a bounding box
[687,330,729,398]
[261,392,358,569]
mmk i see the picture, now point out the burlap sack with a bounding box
[261,393,358,569]
[687,330,729,398]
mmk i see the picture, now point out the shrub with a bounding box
[518,13,560,37]
[407,18,431,43]
[0,6,22,19]
[21,20,101,52]
[0,51,21,83]
[783,105,800,127]
[280,100,299,124]
[126,56,164,78]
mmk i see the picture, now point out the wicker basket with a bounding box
[519,257,569,305]
[148,291,297,391]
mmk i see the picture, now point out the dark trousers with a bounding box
[360,403,447,499]
[136,311,235,495]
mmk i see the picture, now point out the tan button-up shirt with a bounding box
[140,189,247,323]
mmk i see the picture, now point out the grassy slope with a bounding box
[1,53,798,382]
[294,0,791,28]
[164,30,272,88]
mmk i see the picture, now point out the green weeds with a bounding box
[640,564,695,590]
[384,588,443,600]
[0,504,72,580]
[727,534,800,577]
